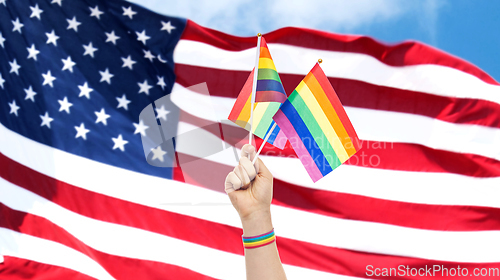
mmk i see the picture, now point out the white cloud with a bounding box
[267,0,405,32]
[415,0,447,45]
[127,0,445,39]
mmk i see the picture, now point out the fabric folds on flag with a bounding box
[228,36,287,149]
[273,62,360,182]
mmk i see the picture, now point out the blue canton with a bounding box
[0,0,186,179]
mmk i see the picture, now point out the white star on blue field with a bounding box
[0,0,185,179]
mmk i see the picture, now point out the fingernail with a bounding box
[243,144,254,153]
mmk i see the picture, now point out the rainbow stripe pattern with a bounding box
[228,36,287,149]
[273,63,360,182]
[242,228,276,249]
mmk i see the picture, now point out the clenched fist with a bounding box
[225,144,273,224]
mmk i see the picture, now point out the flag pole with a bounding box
[252,122,276,164]
[249,33,262,145]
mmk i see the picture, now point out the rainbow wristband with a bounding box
[242,228,275,249]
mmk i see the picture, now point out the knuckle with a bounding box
[233,165,240,174]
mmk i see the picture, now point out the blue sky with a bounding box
[127,0,500,82]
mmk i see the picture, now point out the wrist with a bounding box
[241,209,273,236]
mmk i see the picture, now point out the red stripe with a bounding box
[344,141,500,178]
[3,201,500,280]
[0,153,242,256]
[2,153,500,279]
[0,205,217,280]
[175,64,500,130]
[324,76,500,129]
[181,20,499,85]
[113,140,500,233]
[272,178,500,232]
[171,149,500,232]
[278,240,500,280]
[213,118,500,178]
[0,256,96,280]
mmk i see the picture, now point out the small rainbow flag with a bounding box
[228,36,287,149]
[273,62,360,182]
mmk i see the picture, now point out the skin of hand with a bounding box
[224,144,273,223]
[225,144,287,280]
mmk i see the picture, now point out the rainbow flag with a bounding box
[228,36,287,149]
[273,63,360,182]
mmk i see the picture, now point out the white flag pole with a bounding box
[252,122,276,164]
[248,33,262,145]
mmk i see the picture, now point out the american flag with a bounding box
[1,0,500,279]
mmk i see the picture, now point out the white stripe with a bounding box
[2,121,499,209]
[0,228,116,280]
[175,134,500,208]
[2,126,500,262]
[2,171,500,265]
[261,155,500,206]
[177,135,500,208]
[171,83,238,125]
[0,179,352,280]
[171,83,500,161]
[173,128,500,208]
[174,40,500,105]
[346,107,500,161]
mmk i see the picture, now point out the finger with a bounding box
[225,172,242,194]
[241,144,259,173]
[233,164,251,187]
[239,156,256,181]
[240,144,255,160]
[255,157,272,181]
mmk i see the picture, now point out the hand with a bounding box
[225,144,273,224]
[225,145,287,280]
